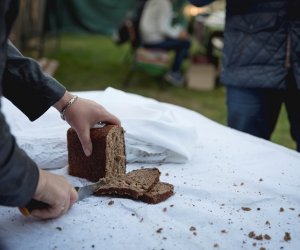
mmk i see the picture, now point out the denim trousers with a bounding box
[226,73,300,152]
[144,38,191,73]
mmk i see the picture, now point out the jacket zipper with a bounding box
[285,33,291,68]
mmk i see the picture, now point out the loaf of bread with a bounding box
[94,168,161,199]
[67,125,174,203]
[67,125,126,182]
[140,182,174,204]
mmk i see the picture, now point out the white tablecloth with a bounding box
[2,88,198,168]
[0,88,300,250]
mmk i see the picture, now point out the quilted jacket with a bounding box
[190,0,300,89]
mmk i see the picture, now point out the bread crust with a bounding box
[140,182,174,204]
[68,125,126,181]
[67,126,174,204]
[94,168,161,199]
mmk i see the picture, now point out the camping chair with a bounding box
[122,20,170,87]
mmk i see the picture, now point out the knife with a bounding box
[19,182,101,216]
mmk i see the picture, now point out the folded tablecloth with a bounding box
[2,88,198,169]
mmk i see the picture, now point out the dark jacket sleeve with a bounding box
[0,111,39,207]
[0,42,66,206]
[2,42,66,121]
[189,0,214,7]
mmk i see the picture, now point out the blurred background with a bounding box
[9,0,295,150]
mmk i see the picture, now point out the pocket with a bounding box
[223,12,280,65]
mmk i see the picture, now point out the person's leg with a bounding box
[226,86,282,140]
[170,39,191,73]
[284,73,300,152]
[144,38,191,72]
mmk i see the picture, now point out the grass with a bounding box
[42,34,295,150]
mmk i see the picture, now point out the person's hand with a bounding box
[179,30,189,40]
[54,91,121,156]
[31,169,78,219]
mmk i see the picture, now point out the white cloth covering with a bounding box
[1,89,300,250]
[2,87,197,169]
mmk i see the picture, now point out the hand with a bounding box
[54,91,121,156]
[31,169,78,219]
[179,30,189,40]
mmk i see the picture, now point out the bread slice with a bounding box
[140,182,174,204]
[67,125,126,182]
[94,168,160,199]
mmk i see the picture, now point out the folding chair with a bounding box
[122,20,170,87]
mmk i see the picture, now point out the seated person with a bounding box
[139,0,191,86]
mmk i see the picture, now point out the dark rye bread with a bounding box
[140,182,174,204]
[94,168,161,200]
[67,125,126,182]
[67,126,174,203]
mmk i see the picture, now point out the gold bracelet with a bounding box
[60,95,78,120]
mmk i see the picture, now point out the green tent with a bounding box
[46,0,188,35]
[46,0,137,35]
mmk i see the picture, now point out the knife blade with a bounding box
[19,181,102,216]
[76,182,101,201]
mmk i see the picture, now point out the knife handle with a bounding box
[19,199,49,216]
[19,187,81,216]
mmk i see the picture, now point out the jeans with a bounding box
[144,38,191,73]
[226,73,300,152]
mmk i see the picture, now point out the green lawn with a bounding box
[43,34,295,150]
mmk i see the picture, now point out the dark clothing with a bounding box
[190,0,300,150]
[0,0,65,206]
[227,72,300,151]
[144,39,191,72]
[190,0,300,89]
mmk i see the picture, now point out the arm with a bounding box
[0,42,67,209]
[157,0,182,39]
[2,42,66,121]
[4,41,120,156]
[0,116,77,218]
[1,42,120,219]
[0,112,39,207]
[0,103,78,219]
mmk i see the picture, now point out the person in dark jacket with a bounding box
[190,0,300,151]
[0,0,120,219]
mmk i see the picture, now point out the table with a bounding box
[1,88,299,250]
